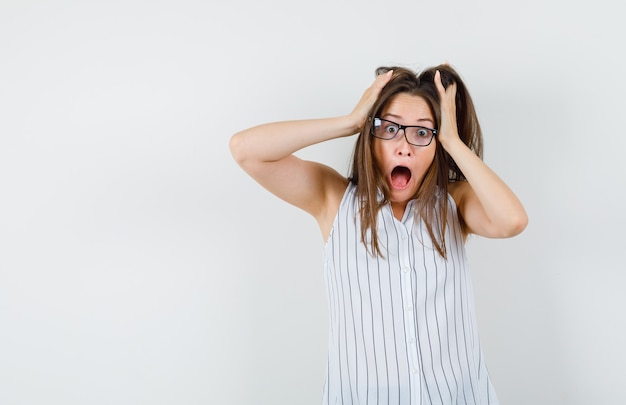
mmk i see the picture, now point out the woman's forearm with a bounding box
[230,71,394,166]
[230,115,360,166]
[443,137,528,236]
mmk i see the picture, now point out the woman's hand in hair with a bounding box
[436,69,528,238]
[434,70,461,150]
[348,70,394,134]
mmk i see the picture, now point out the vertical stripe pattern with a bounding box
[322,184,499,405]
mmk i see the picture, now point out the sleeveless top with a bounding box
[322,183,499,405]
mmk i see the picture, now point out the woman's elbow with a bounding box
[229,133,247,165]
[500,211,528,238]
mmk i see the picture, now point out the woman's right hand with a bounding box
[349,70,394,133]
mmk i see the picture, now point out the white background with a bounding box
[1,0,624,404]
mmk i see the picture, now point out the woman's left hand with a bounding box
[434,70,461,149]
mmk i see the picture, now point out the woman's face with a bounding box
[372,92,437,209]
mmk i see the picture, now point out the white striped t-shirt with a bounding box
[322,183,499,405]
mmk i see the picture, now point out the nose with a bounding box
[395,129,412,156]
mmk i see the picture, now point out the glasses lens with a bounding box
[373,118,399,140]
[406,127,434,146]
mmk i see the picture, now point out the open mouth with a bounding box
[390,166,412,189]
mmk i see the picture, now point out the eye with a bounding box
[416,128,430,138]
[384,124,399,134]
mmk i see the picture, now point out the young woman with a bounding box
[230,64,527,405]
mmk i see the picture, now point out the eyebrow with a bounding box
[382,113,434,126]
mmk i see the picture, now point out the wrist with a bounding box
[342,113,365,136]
[437,133,464,152]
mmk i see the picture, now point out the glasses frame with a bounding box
[370,117,438,147]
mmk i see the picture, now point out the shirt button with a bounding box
[402,267,409,273]
[408,337,416,344]
[411,368,418,375]
[404,305,413,311]
[401,234,407,240]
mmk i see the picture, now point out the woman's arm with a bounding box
[229,116,356,220]
[229,70,394,236]
[435,71,528,238]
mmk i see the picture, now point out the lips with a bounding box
[390,166,412,189]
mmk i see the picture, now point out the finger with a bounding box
[374,69,393,89]
[435,70,458,99]
[365,70,392,102]
[376,69,393,79]
[434,70,445,95]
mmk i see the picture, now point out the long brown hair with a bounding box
[349,64,483,258]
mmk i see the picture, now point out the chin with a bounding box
[389,187,417,204]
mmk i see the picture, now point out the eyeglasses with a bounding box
[371,117,437,147]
